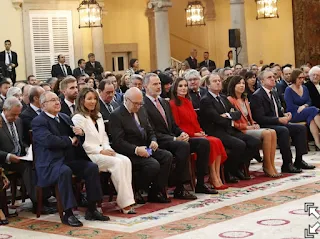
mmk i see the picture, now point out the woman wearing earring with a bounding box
[227,75,280,177]
[170,78,228,189]
[72,87,136,214]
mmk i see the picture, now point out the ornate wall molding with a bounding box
[12,0,23,10]
[148,0,172,11]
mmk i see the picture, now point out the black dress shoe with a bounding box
[195,184,218,194]
[134,191,146,204]
[85,210,110,221]
[174,187,197,200]
[62,214,83,227]
[225,173,239,183]
[0,219,9,225]
[281,164,302,173]
[148,192,171,203]
[234,170,251,180]
[294,160,316,170]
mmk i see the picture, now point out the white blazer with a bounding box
[72,113,112,155]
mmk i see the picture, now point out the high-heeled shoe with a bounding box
[121,207,136,214]
[263,168,278,178]
[215,185,229,190]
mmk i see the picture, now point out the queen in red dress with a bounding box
[170,78,228,189]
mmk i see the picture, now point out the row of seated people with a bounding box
[0,68,316,227]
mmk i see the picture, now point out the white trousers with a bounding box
[88,153,135,209]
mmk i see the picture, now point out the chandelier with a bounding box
[256,0,279,19]
[185,1,205,27]
[77,0,103,28]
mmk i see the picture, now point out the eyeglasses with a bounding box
[298,76,305,80]
[188,78,200,82]
[44,98,61,103]
[126,97,144,107]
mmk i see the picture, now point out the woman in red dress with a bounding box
[170,78,228,189]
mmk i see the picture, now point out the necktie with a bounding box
[106,103,113,113]
[7,52,12,64]
[9,122,21,156]
[206,60,209,67]
[54,116,60,123]
[36,109,42,115]
[155,98,168,126]
[216,96,227,112]
[61,65,67,76]
[195,91,201,101]
[71,104,75,113]
[269,91,279,117]
[80,68,84,75]
[132,113,146,139]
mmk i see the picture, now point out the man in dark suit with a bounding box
[20,86,45,145]
[276,66,292,110]
[21,84,32,112]
[200,73,261,182]
[185,69,207,117]
[85,53,104,81]
[59,76,78,116]
[144,73,216,196]
[51,54,72,78]
[251,70,314,172]
[0,97,38,211]
[98,79,119,122]
[185,49,198,69]
[305,66,320,109]
[73,59,87,78]
[110,87,173,204]
[199,52,216,71]
[0,80,10,111]
[0,40,18,84]
[32,91,108,227]
[105,73,123,104]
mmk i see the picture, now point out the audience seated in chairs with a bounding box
[32,91,108,227]
[200,73,261,183]
[72,87,136,214]
[250,70,315,173]
[143,73,216,195]
[170,77,228,190]
[227,75,280,177]
[109,87,173,204]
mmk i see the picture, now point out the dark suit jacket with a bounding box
[51,64,72,78]
[60,99,72,117]
[276,79,289,97]
[0,116,26,164]
[109,104,157,158]
[85,61,104,80]
[144,96,183,144]
[21,101,28,112]
[73,67,86,78]
[99,99,119,121]
[0,50,18,81]
[189,87,207,118]
[224,59,231,68]
[304,81,320,109]
[199,92,241,137]
[250,87,284,126]
[31,112,89,171]
[185,57,198,69]
[199,59,216,70]
[20,106,38,145]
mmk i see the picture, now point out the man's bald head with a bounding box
[124,87,143,113]
[283,67,292,82]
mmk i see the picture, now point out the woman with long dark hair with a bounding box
[72,87,136,214]
[170,78,228,189]
[227,75,280,177]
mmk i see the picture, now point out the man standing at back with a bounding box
[199,52,216,71]
[0,40,18,84]
[59,76,78,116]
[32,91,108,227]
[186,49,198,69]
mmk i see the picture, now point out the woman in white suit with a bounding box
[72,87,136,214]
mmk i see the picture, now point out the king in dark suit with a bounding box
[0,40,18,84]
[32,91,108,227]
[250,70,314,173]
[109,87,173,204]
[200,74,261,182]
[51,54,72,78]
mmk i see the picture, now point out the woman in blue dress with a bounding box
[284,69,320,149]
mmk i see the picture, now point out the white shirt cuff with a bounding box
[6,153,11,164]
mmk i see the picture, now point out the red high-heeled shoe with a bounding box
[214,185,229,190]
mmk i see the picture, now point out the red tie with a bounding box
[155,98,168,126]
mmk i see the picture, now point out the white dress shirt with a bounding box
[262,86,279,117]
[64,99,75,114]
[5,51,11,66]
